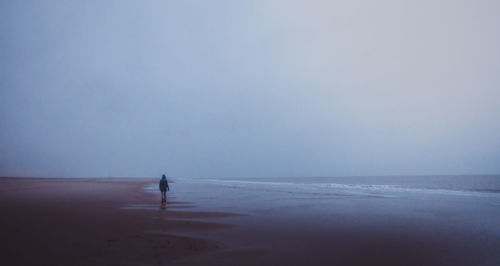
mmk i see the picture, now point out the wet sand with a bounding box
[0,178,238,265]
[1,177,499,266]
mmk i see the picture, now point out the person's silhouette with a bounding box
[159,174,169,204]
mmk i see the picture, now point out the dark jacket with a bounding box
[159,179,169,192]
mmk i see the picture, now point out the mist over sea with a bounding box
[2,0,499,264]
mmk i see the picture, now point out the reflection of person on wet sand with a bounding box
[159,174,170,204]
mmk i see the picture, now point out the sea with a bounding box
[142,175,500,265]
[200,175,500,198]
[145,175,500,235]
[145,175,500,214]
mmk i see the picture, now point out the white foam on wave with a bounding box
[203,179,500,199]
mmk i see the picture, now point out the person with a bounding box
[159,174,169,204]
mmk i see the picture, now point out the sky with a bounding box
[1,0,499,178]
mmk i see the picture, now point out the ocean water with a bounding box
[146,175,500,265]
[145,175,500,215]
[201,175,500,199]
[152,175,500,237]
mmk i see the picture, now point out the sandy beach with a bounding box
[0,178,238,265]
[1,177,499,266]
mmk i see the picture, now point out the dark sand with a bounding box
[0,178,238,265]
[1,178,499,266]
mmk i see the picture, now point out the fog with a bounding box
[1,0,499,178]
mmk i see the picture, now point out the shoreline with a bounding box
[0,177,240,265]
[1,177,499,266]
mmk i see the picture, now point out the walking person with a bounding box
[159,174,169,205]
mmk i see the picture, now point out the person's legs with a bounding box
[161,191,166,203]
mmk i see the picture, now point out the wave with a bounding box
[202,179,500,198]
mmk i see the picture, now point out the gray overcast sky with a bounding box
[1,0,499,178]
